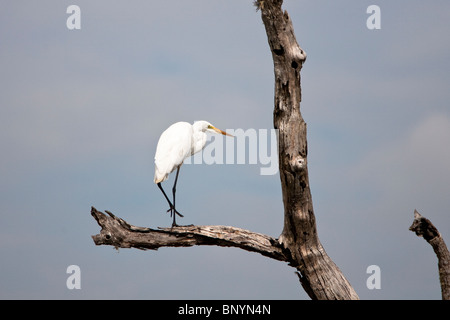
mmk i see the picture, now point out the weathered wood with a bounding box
[91,207,287,261]
[409,210,450,300]
[256,0,358,299]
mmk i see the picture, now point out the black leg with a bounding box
[171,166,181,227]
[157,182,183,219]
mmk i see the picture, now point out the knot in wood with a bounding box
[289,155,306,172]
[101,230,117,244]
[289,45,306,63]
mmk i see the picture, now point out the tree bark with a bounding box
[256,0,358,300]
[91,207,287,262]
[90,0,359,300]
[409,210,450,300]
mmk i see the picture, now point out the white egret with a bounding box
[154,121,233,227]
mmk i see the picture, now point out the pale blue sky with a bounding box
[1,1,450,299]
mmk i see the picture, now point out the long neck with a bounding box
[191,130,207,155]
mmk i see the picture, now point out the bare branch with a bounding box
[91,207,288,262]
[409,209,450,300]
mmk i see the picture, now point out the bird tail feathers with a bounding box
[154,168,168,184]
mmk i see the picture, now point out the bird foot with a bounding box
[166,207,184,217]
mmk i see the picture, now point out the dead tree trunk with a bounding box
[91,0,358,300]
[255,0,358,300]
[409,210,450,300]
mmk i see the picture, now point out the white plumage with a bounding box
[153,120,233,226]
[154,122,194,183]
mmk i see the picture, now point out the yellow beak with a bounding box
[210,125,234,137]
